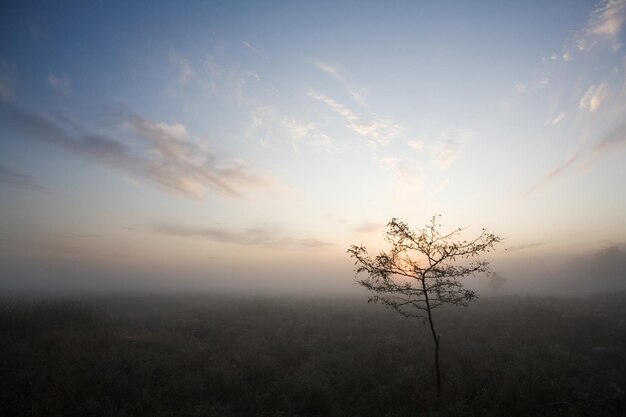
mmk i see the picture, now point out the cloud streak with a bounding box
[587,0,626,38]
[48,74,71,96]
[0,100,273,198]
[314,62,368,107]
[153,223,332,249]
[408,140,424,151]
[579,83,609,112]
[0,165,47,190]
[377,156,423,192]
[307,89,403,146]
[513,75,549,95]
[246,105,336,152]
[523,124,626,197]
[202,54,261,105]
[241,40,261,55]
[546,112,567,126]
[0,62,14,99]
[505,242,545,253]
[564,0,626,56]
[179,61,193,84]
[279,117,334,150]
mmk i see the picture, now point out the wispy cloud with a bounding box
[241,40,261,55]
[523,124,626,197]
[0,165,47,190]
[579,83,609,112]
[513,83,527,95]
[377,156,423,192]
[152,223,332,249]
[431,127,476,169]
[314,62,368,106]
[279,117,334,150]
[247,105,335,152]
[164,53,200,99]
[525,152,582,197]
[202,54,261,104]
[513,75,549,95]
[124,114,274,197]
[279,117,312,139]
[0,79,10,98]
[0,100,273,198]
[505,242,545,253]
[316,63,342,80]
[546,112,567,126]
[307,89,403,146]
[48,74,71,96]
[0,62,15,99]
[177,58,194,84]
[590,124,626,154]
[587,0,626,38]
[408,140,424,151]
[565,0,626,57]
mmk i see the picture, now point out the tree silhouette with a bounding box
[348,216,500,397]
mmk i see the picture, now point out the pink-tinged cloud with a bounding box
[307,89,403,146]
[579,84,609,112]
[587,0,626,37]
[0,100,273,199]
[152,223,332,248]
[523,124,626,198]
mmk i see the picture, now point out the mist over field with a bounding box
[2,244,626,298]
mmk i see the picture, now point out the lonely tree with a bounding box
[348,216,500,397]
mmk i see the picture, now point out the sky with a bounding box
[0,0,625,295]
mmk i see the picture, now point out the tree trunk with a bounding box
[434,333,441,398]
[422,279,442,398]
[426,307,441,398]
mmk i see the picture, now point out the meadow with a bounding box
[1,293,625,416]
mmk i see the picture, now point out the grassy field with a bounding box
[1,293,625,416]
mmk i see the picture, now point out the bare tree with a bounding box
[348,216,500,397]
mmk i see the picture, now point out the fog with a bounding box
[0,254,356,298]
[2,245,625,299]
[487,245,626,296]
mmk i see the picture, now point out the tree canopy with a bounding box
[349,216,501,318]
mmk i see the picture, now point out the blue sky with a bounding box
[1,0,625,293]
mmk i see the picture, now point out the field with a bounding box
[2,293,625,416]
